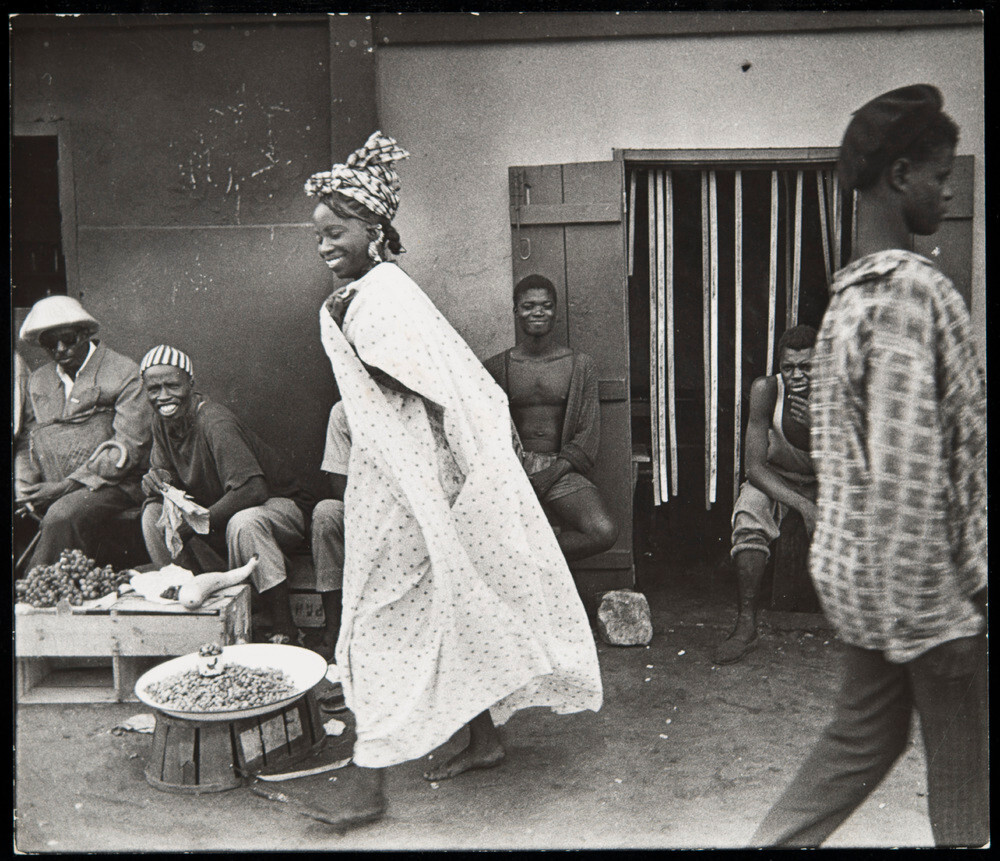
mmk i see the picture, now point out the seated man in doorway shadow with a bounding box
[713,325,818,665]
[485,274,618,562]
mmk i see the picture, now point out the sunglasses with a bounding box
[39,329,87,351]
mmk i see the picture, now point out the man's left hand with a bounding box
[18,479,77,509]
[787,393,811,429]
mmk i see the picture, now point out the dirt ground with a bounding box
[14,536,936,851]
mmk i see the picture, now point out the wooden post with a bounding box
[701,172,711,509]
[816,170,832,286]
[832,170,842,270]
[767,171,778,375]
[733,170,743,505]
[708,170,719,506]
[665,170,678,496]
[627,170,637,278]
[790,170,803,328]
[647,171,661,506]
[654,169,668,500]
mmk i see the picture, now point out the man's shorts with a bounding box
[731,478,816,560]
[522,451,596,504]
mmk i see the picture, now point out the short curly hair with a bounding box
[513,274,557,307]
[777,325,817,360]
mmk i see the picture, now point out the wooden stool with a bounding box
[145,689,327,794]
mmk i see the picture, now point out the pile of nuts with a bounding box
[143,663,297,712]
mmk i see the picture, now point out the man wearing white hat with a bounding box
[15,295,152,569]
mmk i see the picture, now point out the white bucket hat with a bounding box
[19,296,99,343]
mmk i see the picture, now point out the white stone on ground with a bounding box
[597,590,653,646]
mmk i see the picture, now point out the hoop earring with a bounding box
[367,241,383,264]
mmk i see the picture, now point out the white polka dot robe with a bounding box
[320,262,603,768]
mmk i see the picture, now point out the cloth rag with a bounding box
[157,483,210,558]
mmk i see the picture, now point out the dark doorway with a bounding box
[12,135,66,309]
[627,161,851,572]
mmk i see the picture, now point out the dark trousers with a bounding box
[752,633,988,847]
[29,485,137,569]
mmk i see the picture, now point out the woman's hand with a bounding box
[324,286,356,328]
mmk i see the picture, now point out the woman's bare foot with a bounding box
[423,710,505,781]
[423,738,505,781]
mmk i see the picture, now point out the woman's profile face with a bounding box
[313,202,373,282]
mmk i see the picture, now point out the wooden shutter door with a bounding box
[508,160,634,605]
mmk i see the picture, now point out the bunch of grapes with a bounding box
[14,549,132,608]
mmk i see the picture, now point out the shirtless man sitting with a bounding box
[712,325,817,665]
[485,274,618,562]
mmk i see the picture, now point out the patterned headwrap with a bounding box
[305,131,410,222]
[140,345,194,378]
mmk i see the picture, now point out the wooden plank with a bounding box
[767,171,778,376]
[618,147,841,165]
[648,170,661,508]
[655,169,669,500]
[733,170,743,505]
[665,171,678,496]
[17,657,51,700]
[598,378,628,401]
[816,170,832,286]
[16,588,249,657]
[16,614,240,657]
[833,171,842,270]
[561,160,632,569]
[790,170,803,327]
[708,170,719,506]
[510,202,621,226]
[627,170,637,277]
[701,172,711,510]
[373,11,983,45]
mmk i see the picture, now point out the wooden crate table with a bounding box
[15,585,250,704]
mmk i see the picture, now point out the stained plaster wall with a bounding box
[377,25,986,364]
[11,19,986,494]
[12,19,338,488]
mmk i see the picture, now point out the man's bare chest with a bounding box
[507,354,574,407]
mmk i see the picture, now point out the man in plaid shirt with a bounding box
[753,85,987,847]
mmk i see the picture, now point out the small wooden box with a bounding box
[15,585,251,704]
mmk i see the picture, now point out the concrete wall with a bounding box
[378,26,986,362]
[12,19,338,488]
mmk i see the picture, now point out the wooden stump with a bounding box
[769,508,821,613]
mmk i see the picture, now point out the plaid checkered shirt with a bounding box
[809,250,987,663]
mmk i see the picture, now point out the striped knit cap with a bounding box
[305,131,410,222]
[140,345,193,378]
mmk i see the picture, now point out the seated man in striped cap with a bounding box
[138,345,310,643]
